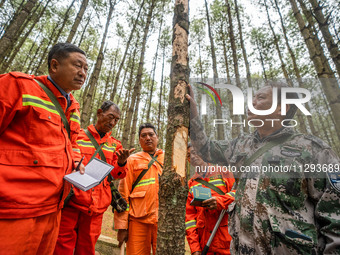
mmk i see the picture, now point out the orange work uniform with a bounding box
[54,124,127,255]
[185,173,235,255]
[114,149,164,255]
[0,72,82,254]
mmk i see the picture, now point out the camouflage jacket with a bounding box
[190,116,340,255]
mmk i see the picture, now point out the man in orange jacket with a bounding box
[54,101,134,255]
[115,123,164,255]
[0,43,87,254]
[185,145,235,255]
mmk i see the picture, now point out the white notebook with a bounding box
[64,158,114,191]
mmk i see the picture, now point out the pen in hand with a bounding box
[75,156,85,172]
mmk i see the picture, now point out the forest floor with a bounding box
[100,206,191,254]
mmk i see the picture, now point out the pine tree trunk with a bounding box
[308,0,340,77]
[0,0,37,65]
[129,91,142,149]
[36,0,76,75]
[254,32,268,81]
[220,22,238,138]
[121,0,156,147]
[205,0,224,140]
[78,13,92,47]
[146,14,163,122]
[110,0,145,101]
[234,0,251,87]
[0,0,51,73]
[66,0,89,43]
[25,37,46,73]
[119,43,137,144]
[289,0,340,139]
[264,0,290,80]
[33,22,59,74]
[81,0,116,126]
[225,0,244,136]
[157,43,166,134]
[100,55,116,105]
[273,0,317,135]
[157,0,189,254]
[19,33,39,70]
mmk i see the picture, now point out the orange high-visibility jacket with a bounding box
[68,124,127,215]
[114,149,164,229]
[0,72,82,219]
[185,173,235,255]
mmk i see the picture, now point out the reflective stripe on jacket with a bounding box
[114,149,164,229]
[0,72,81,218]
[68,124,127,215]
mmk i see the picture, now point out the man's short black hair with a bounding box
[100,101,120,113]
[48,43,86,69]
[138,123,157,137]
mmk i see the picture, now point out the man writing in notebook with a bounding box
[54,101,134,255]
[0,43,87,254]
[115,123,164,255]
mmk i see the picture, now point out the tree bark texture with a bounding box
[66,0,89,43]
[289,0,340,139]
[0,0,37,65]
[273,0,316,135]
[110,0,145,102]
[0,0,51,73]
[205,0,224,140]
[156,0,189,254]
[308,0,340,77]
[234,0,252,87]
[81,0,116,126]
[121,0,155,147]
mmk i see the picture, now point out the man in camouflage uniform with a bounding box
[186,82,340,254]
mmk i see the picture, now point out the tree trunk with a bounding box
[234,0,251,87]
[0,0,51,73]
[81,0,116,126]
[308,0,340,77]
[33,22,59,74]
[0,0,37,64]
[205,0,224,140]
[66,0,89,43]
[273,0,317,135]
[225,0,244,136]
[129,91,142,149]
[36,0,76,75]
[121,0,156,147]
[19,32,39,70]
[78,12,92,47]
[146,13,163,122]
[263,0,290,80]
[289,0,340,139]
[157,41,166,134]
[110,0,145,101]
[156,0,189,254]
[120,42,138,146]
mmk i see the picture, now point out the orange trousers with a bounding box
[0,210,61,255]
[54,206,103,255]
[126,220,157,255]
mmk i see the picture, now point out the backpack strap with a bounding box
[194,178,225,195]
[34,79,70,138]
[131,155,161,193]
[243,133,301,166]
[84,128,107,162]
